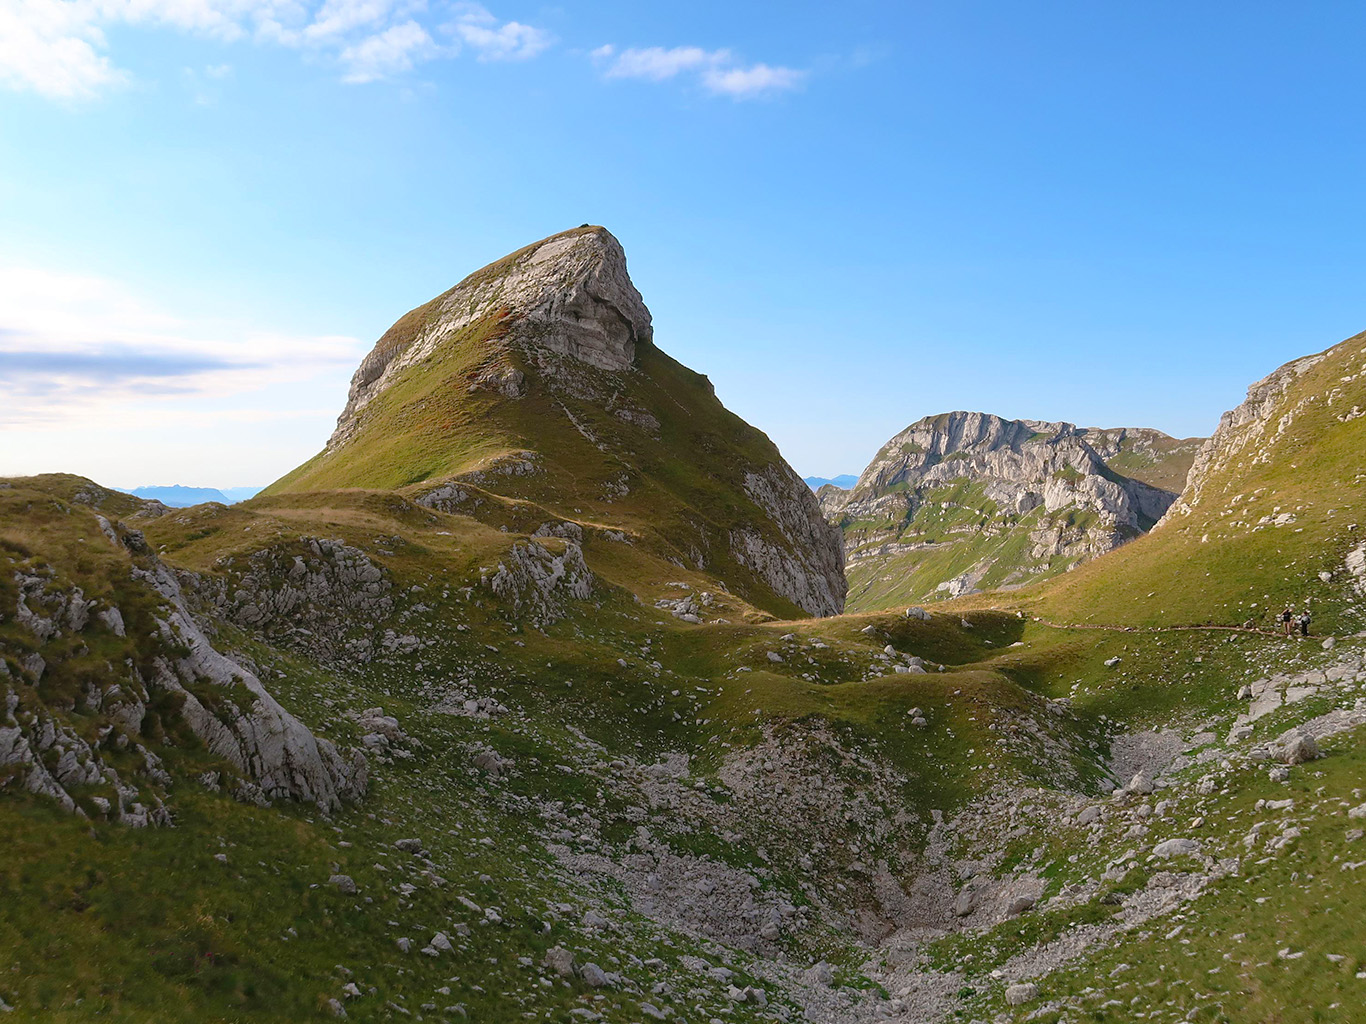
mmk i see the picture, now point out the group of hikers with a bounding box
[1242,604,1313,635]
[1277,604,1312,637]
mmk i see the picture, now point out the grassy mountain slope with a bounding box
[1011,333,1366,634]
[6,468,1366,1024]
[7,259,1366,1024]
[264,227,843,620]
[1,471,1115,1022]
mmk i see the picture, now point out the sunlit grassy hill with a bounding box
[1012,332,1366,633]
[5,244,1366,1024]
[266,226,845,620]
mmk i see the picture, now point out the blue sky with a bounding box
[3,2,1366,487]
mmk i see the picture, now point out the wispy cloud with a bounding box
[594,45,716,82]
[0,0,552,98]
[339,19,436,82]
[0,347,255,379]
[0,264,363,430]
[701,62,804,99]
[445,2,551,61]
[591,43,805,100]
[305,0,412,41]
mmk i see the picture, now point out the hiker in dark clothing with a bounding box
[1299,608,1312,637]
[1280,606,1295,637]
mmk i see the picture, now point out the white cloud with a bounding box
[593,42,804,99]
[0,263,364,430]
[444,2,550,61]
[0,0,125,99]
[701,62,804,98]
[304,0,404,40]
[0,0,549,98]
[597,45,719,82]
[339,19,435,82]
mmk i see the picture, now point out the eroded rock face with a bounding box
[1348,543,1366,596]
[136,555,368,811]
[838,413,1176,535]
[731,465,846,618]
[330,227,652,449]
[1162,351,1328,523]
[486,538,594,627]
[830,412,1183,601]
[0,522,366,822]
[204,537,393,638]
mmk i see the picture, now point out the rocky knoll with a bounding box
[826,411,1196,608]
[0,485,367,821]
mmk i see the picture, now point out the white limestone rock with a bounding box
[330,227,652,449]
[829,411,1189,601]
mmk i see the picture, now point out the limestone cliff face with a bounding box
[329,227,653,450]
[836,412,1179,533]
[732,465,846,618]
[830,412,1191,608]
[1160,352,1329,524]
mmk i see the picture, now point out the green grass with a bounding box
[967,726,1366,1023]
[1002,336,1366,635]
[259,258,837,620]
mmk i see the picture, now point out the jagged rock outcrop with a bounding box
[829,412,1192,608]
[732,465,845,618]
[205,537,393,637]
[0,517,366,821]
[486,538,594,627]
[330,227,652,450]
[1161,351,1329,524]
[135,551,367,810]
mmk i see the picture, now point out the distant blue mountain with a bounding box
[219,487,264,503]
[803,474,857,491]
[130,485,242,507]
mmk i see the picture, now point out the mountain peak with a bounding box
[330,226,652,449]
[828,409,1199,608]
[267,227,844,618]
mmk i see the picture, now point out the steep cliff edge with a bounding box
[1027,331,1366,629]
[826,412,1199,611]
[266,226,845,617]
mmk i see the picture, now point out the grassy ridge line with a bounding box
[940,333,1366,635]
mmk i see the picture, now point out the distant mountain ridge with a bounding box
[128,485,262,507]
[824,411,1204,611]
[804,474,857,491]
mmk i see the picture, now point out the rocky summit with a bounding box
[4,234,1366,1024]
[824,411,1203,611]
[329,227,654,451]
